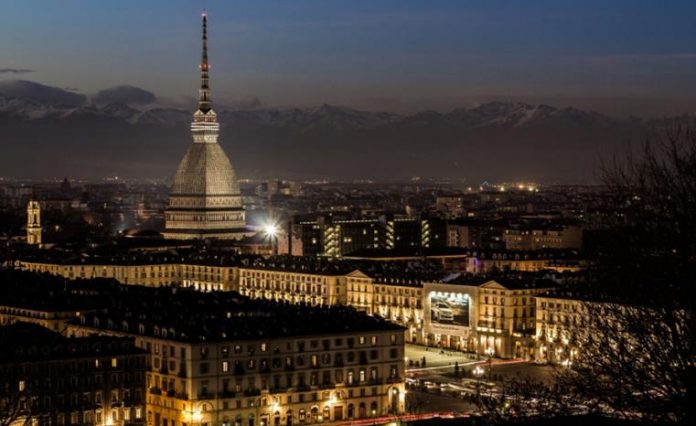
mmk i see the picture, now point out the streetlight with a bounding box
[263,223,279,255]
[484,347,494,381]
[182,407,203,426]
[371,408,377,425]
[473,366,484,400]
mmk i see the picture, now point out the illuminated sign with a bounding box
[429,291,470,327]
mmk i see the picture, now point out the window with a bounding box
[222,361,229,373]
[111,358,118,368]
[18,380,25,392]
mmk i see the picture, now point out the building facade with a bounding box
[66,294,406,426]
[291,216,447,257]
[503,225,582,251]
[534,294,586,364]
[0,322,147,426]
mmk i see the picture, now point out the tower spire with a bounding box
[198,10,211,113]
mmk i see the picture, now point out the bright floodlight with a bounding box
[264,224,278,238]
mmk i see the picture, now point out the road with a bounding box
[404,344,556,417]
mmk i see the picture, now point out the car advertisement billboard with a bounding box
[429,291,470,327]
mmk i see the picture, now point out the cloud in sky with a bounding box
[92,85,156,105]
[0,68,35,74]
[0,79,85,106]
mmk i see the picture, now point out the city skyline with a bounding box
[0,3,692,423]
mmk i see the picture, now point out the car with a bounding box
[431,301,455,321]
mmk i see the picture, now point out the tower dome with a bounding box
[170,142,241,199]
[163,11,246,240]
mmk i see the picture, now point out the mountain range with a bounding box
[0,80,681,183]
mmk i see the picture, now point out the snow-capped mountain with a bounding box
[0,79,672,182]
[0,79,628,130]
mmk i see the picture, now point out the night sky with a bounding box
[3,0,696,116]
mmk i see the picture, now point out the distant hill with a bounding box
[0,80,668,183]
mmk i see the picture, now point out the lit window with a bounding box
[18,380,25,392]
[222,361,229,372]
[111,358,118,368]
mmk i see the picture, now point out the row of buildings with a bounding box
[12,248,583,361]
[0,270,407,426]
[285,214,583,257]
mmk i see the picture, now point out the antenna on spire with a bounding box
[198,9,212,113]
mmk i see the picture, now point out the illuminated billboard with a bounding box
[429,291,470,327]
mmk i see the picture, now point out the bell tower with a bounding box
[27,198,42,246]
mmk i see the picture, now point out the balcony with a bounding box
[148,387,162,396]
[243,389,261,397]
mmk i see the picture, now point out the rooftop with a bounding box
[16,246,247,267]
[0,322,144,363]
[1,269,403,343]
[77,286,404,342]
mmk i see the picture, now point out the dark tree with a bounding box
[476,123,695,424]
[558,122,695,424]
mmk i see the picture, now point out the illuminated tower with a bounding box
[26,198,42,246]
[163,11,246,240]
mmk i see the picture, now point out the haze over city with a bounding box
[2,0,696,183]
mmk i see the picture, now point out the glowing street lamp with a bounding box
[264,223,278,239]
[484,347,494,380]
[263,222,279,255]
[472,366,485,400]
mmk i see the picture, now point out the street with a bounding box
[404,344,556,417]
